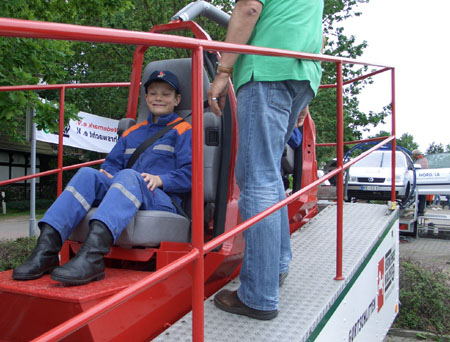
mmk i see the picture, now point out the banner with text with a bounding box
[36,111,119,153]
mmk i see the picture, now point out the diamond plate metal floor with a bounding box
[154,203,398,342]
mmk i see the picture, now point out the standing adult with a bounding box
[208,0,324,320]
[412,149,429,216]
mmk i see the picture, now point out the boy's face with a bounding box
[145,81,181,118]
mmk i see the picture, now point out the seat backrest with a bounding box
[139,58,220,205]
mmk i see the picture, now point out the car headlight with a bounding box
[395,174,402,182]
[349,176,357,182]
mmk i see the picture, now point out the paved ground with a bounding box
[0,215,39,240]
[1,211,449,341]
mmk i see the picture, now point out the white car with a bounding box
[347,150,414,201]
[415,153,450,196]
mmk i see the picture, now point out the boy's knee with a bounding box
[70,168,106,187]
[76,167,98,178]
[113,169,141,183]
[115,168,136,177]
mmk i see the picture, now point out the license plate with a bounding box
[362,185,378,191]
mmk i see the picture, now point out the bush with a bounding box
[0,237,36,271]
[6,199,53,212]
[395,259,450,339]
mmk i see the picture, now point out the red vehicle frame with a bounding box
[0,12,396,342]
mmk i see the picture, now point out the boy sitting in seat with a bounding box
[13,70,192,285]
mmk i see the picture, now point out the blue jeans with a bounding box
[40,167,176,243]
[235,79,314,311]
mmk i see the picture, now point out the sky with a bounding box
[342,0,449,152]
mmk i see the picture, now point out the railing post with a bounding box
[335,61,344,281]
[57,86,65,196]
[126,46,146,118]
[191,46,205,342]
[390,68,396,206]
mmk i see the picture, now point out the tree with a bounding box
[0,28,79,141]
[0,0,134,141]
[313,0,390,163]
[426,142,444,155]
[59,0,233,120]
[1,0,383,152]
[368,131,419,152]
[0,0,233,142]
[397,133,419,152]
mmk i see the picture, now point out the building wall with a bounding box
[0,150,40,184]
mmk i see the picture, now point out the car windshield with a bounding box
[353,151,407,168]
[419,153,450,169]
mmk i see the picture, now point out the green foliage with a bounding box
[426,142,445,155]
[5,199,53,212]
[0,237,37,271]
[1,0,232,136]
[314,0,390,163]
[59,0,231,119]
[0,1,80,142]
[1,0,384,158]
[368,131,419,152]
[395,259,450,338]
[397,133,419,152]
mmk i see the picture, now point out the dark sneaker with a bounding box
[214,290,278,320]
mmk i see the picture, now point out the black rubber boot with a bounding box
[50,220,113,285]
[12,223,62,280]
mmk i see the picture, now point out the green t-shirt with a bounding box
[233,0,323,95]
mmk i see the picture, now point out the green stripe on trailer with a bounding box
[308,212,398,341]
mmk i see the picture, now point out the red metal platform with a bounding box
[0,268,151,341]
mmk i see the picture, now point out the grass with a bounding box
[0,209,43,271]
[0,210,46,220]
[394,258,450,340]
[0,199,52,220]
[0,236,37,271]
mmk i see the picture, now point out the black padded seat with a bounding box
[70,58,221,247]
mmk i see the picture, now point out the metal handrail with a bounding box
[0,82,129,194]
[0,16,396,342]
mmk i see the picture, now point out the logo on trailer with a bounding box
[378,247,395,312]
[377,257,385,312]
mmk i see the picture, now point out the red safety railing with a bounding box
[0,82,129,194]
[0,17,396,342]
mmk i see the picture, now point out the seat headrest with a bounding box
[138,58,210,123]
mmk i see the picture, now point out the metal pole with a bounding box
[335,62,344,281]
[191,46,205,342]
[27,107,37,237]
[390,68,397,207]
[1,192,6,215]
[57,87,65,196]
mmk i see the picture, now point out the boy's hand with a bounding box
[100,169,113,179]
[141,173,162,191]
